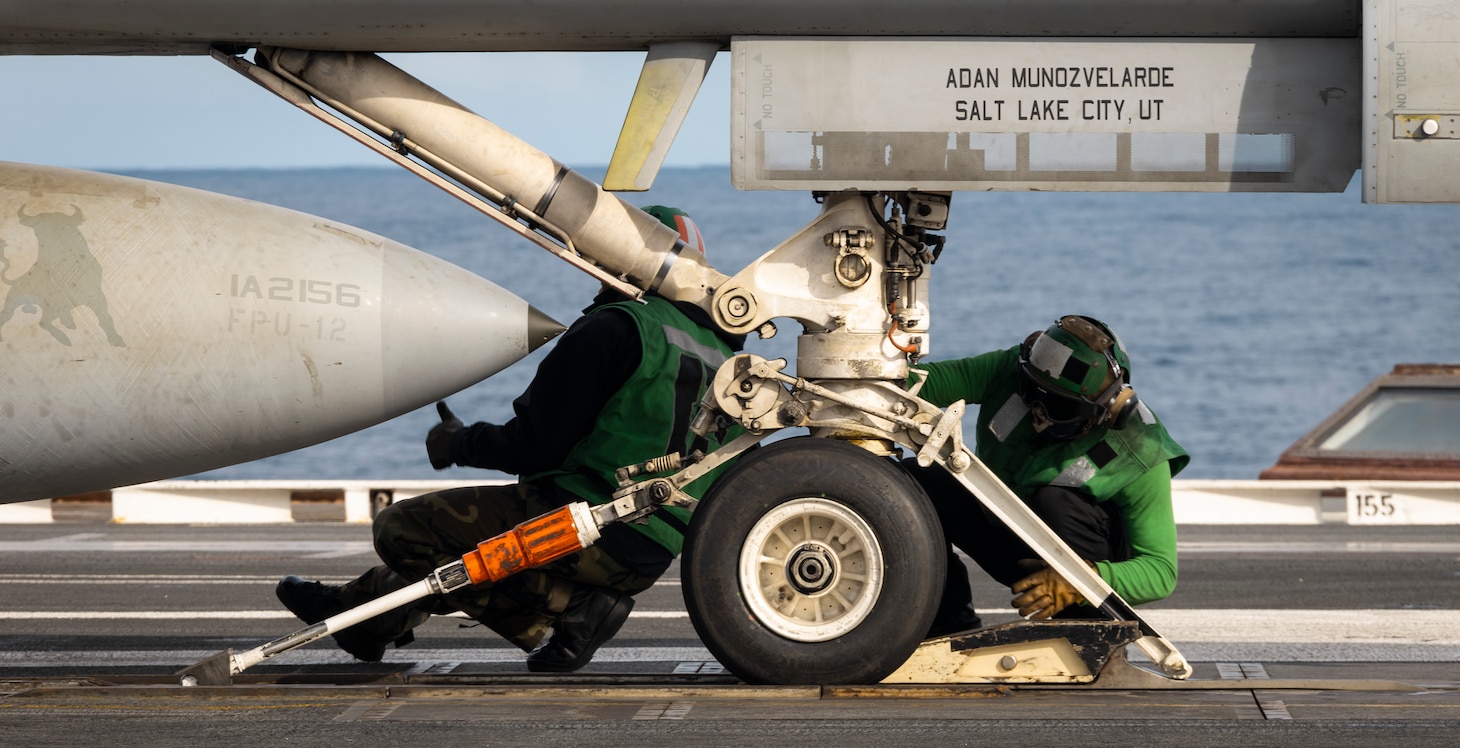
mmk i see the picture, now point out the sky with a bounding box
[0,52,733,171]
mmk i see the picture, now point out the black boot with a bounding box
[275,575,394,662]
[525,586,634,673]
[926,552,983,638]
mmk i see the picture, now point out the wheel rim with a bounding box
[737,497,884,642]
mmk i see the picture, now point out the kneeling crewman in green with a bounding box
[903,315,1189,635]
[276,206,744,672]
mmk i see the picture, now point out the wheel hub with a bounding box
[737,497,885,642]
[787,544,837,594]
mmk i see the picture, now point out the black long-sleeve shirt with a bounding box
[455,289,743,472]
[447,289,743,575]
[452,291,643,474]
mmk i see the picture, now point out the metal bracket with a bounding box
[884,619,1419,691]
[883,620,1141,684]
[915,399,971,472]
[596,430,769,528]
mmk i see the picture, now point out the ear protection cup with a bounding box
[1106,385,1140,430]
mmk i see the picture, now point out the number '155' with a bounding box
[1355,493,1395,517]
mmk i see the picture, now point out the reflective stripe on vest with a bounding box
[989,393,1029,442]
[663,325,727,370]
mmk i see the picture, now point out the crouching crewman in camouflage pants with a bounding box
[276,206,744,672]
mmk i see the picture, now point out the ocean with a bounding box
[120,166,1458,482]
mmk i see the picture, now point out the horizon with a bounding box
[1,52,733,172]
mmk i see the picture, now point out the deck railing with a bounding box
[3,479,1459,525]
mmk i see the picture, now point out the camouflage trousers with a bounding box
[339,483,658,652]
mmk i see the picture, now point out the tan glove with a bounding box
[1009,559,1095,620]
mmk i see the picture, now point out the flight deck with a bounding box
[1,522,1455,744]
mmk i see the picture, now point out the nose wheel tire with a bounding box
[681,437,946,685]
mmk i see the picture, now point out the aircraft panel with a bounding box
[1363,0,1460,203]
[732,37,1361,192]
[0,0,1361,55]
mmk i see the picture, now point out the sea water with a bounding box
[122,167,1458,482]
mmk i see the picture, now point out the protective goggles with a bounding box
[1017,369,1104,439]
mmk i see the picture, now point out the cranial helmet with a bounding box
[642,205,706,255]
[1017,315,1141,439]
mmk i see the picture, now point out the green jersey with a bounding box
[914,346,1189,605]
